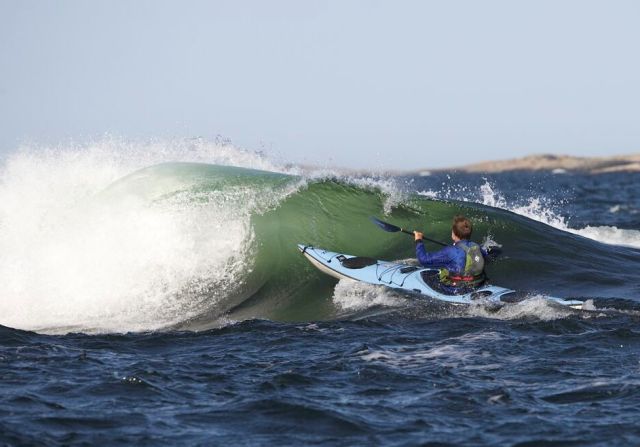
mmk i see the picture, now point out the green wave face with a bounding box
[237,172,640,323]
[244,181,422,321]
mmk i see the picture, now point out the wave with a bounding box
[1,139,638,334]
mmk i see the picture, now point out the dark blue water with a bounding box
[3,315,640,446]
[2,170,640,446]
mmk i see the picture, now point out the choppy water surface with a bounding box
[1,141,639,445]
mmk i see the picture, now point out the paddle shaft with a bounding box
[371,217,496,254]
[369,216,449,247]
[398,228,448,247]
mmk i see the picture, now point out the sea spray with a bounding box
[419,180,640,249]
[0,140,298,333]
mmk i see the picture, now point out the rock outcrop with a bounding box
[440,153,640,174]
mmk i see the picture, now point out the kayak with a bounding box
[298,244,584,309]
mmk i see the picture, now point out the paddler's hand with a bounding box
[414,231,423,242]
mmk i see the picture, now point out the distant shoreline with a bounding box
[415,153,640,175]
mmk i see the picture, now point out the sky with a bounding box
[0,0,639,170]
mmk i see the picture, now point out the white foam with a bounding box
[332,279,407,311]
[608,204,638,215]
[574,225,640,248]
[333,276,580,323]
[0,138,300,334]
[466,295,575,321]
[358,331,508,369]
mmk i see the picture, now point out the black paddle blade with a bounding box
[369,216,402,233]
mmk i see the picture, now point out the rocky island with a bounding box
[433,153,640,174]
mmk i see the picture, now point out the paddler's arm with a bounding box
[414,231,454,267]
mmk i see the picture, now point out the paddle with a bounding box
[369,216,448,247]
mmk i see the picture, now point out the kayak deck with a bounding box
[298,244,584,309]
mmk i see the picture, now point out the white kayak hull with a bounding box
[298,244,584,309]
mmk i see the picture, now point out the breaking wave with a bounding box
[0,139,638,334]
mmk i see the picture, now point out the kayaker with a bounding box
[413,215,487,293]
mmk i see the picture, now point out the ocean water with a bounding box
[1,140,639,446]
